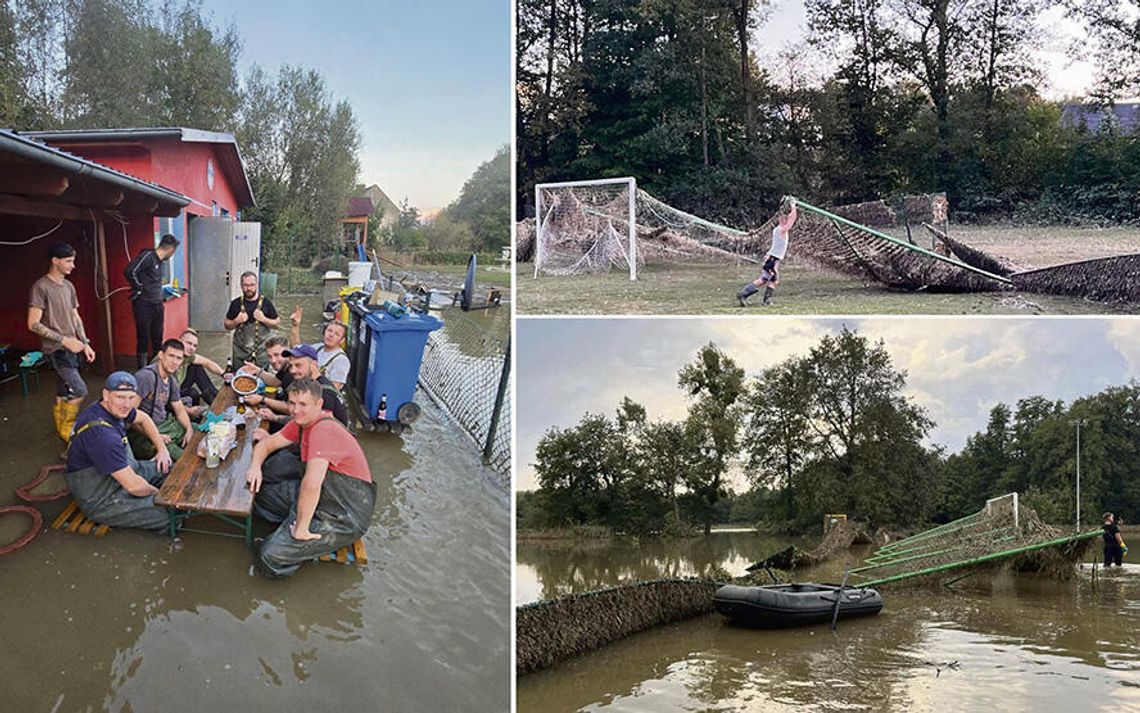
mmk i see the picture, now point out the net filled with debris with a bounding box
[851,494,1099,588]
[516,579,719,674]
[747,520,874,572]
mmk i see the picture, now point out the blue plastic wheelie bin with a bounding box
[359,310,442,430]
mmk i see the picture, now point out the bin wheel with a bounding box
[397,402,421,425]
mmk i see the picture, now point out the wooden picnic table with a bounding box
[155,385,261,545]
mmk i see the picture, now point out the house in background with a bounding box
[359,184,399,229]
[1061,102,1140,133]
[15,127,257,368]
[340,184,400,255]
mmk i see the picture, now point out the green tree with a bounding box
[678,343,745,534]
[448,144,511,251]
[236,64,361,266]
[740,356,814,521]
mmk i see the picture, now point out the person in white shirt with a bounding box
[738,196,797,307]
[289,305,350,390]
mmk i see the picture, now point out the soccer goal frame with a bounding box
[534,176,638,280]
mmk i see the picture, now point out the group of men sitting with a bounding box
[43,263,370,578]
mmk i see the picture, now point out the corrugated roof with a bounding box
[25,126,256,208]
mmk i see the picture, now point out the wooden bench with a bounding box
[318,539,368,565]
[51,500,110,537]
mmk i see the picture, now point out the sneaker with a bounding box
[736,295,748,307]
[762,296,772,306]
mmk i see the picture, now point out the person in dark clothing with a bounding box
[172,328,223,416]
[224,271,280,369]
[1103,512,1128,567]
[244,342,348,431]
[65,371,173,532]
[124,233,179,368]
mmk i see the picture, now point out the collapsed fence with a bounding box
[417,310,511,480]
[516,579,719,674]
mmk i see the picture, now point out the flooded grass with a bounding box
[0,293,510,711]
[516,224,1140,315]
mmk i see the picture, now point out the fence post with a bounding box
[483,335,511,464]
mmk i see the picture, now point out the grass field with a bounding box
[517,224,1140,315]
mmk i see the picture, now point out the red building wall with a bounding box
[0,217,99,356]
[44,137,244,367]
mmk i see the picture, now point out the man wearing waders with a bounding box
[28,242,96,441]
[245,378,375,578]
[1103,512,1129,567]
[65,371,173,532]
[224,271,280,369]
[737,196,797,307]
[124,233,179,368]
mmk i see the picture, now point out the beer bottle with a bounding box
[223,356,234,384]
[377,394,388,421]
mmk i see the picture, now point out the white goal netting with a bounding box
[533,178,766,280]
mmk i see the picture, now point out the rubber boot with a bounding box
[762,286,775,306]
[51,400,63,439]
[57,401,80,442]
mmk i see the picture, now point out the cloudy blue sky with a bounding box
[200,0,509,210]
[516,317,1140,491]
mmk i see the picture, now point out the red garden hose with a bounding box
[15,464,70,502]
[0,505,42,555]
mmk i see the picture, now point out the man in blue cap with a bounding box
[64,371,174,531]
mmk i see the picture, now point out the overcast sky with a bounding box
[515,317,1140,491]
[200,0,509,211]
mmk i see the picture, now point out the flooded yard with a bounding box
[0,293,510,711]
[517,534,1140,712]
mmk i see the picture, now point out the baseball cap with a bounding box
[105,371,138,392]
[283,343,319,361]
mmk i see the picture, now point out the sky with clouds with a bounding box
[516,317,1140,491]
[199,0,508,210]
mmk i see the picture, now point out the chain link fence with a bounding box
[418,310,511,480]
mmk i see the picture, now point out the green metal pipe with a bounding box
[793,198,1013,284]
[858,529,1102,587]
[855,533,1018,573]
[876,514,989,554]
[879,511,983,550]
[866,525,1013,563]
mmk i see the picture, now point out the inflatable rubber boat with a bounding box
[713,582,884,628]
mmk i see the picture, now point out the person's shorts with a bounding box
[760,256,780,283]
[48,348,87,400]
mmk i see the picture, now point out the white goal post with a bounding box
[534,176,638,280]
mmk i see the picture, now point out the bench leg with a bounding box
[245,515,253,548]
[167,511,178,538]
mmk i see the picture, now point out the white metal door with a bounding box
[229,221,262,301]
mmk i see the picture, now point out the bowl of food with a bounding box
[231,373,262,397]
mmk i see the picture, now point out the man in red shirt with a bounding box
[245,378,376,577]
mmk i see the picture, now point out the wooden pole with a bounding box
[95,218,115,373]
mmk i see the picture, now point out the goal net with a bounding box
[534,178,767,280]
[534,177,637,279]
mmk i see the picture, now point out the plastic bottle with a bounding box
[382,299,407,318]
[377,394,388,421]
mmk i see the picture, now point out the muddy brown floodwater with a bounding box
[0,293,509,711]
[517,532,1140,712]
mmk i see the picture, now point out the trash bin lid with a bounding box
[362,311,443,333]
